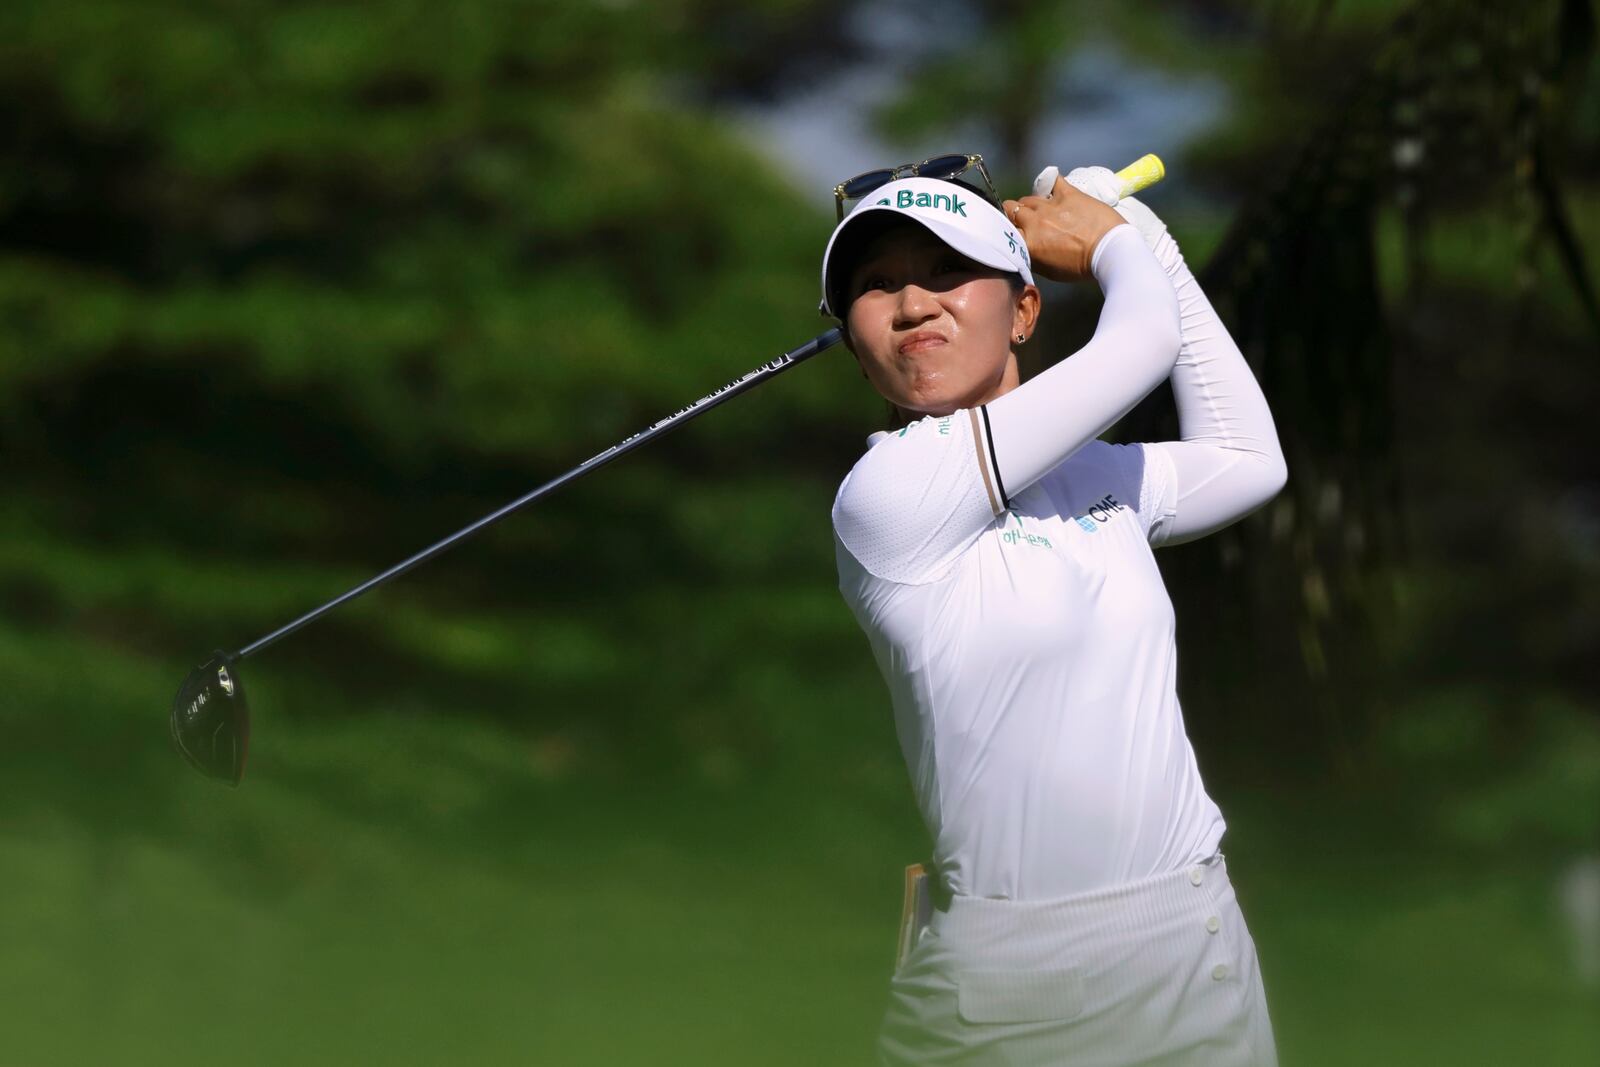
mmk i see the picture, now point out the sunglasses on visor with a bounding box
[833,153,997,221]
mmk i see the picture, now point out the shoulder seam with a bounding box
[966,408,1005,517]
[978,404,1011,512]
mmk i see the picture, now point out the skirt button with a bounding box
[1212,964,1228,981]
[1189,868,1204,886]
[1206,916,1220,934]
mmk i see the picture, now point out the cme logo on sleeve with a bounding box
[1073,493,1126,533]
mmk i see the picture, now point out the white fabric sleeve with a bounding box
[831,410,1009,585]
[985,224,1182,497]
[831,224,1180,585]
[1139,231,1288,547]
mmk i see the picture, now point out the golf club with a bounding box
[170,326,844,785]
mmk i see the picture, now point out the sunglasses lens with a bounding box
[839,170,897,201]
[917,155,971,180]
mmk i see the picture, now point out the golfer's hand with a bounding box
[1002,177,1125,284]
[1051,165,1182,278]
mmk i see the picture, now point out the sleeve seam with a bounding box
[978,404,1011,512]
[966,407,1007,517]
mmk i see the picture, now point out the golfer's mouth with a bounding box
[898,332,948,355]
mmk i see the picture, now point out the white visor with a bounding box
[819,176,1034,318]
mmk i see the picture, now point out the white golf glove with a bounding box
[1033,164,1184,278]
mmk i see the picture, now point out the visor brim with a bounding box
[820,198,1032,319]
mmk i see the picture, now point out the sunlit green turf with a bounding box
[3,578,1596,1065]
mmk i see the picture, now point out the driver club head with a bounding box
[171,652,250,786]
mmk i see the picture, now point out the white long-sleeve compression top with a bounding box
[987,222,1287,545]
[833,224,1285,900]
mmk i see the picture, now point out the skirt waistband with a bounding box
[930,853,1229,950]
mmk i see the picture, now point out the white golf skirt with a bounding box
[879,855,1278,1066]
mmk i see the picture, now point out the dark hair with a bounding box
[948,177,1000,211]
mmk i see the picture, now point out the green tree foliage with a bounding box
[1172,0,1598,749]
[0,0,885,567]
[0,0,891,784]
[5,0,1595,772]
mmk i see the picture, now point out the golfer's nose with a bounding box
[894,283,939,327]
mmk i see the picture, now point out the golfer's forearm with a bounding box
[1169,263,1277,452]
[1150,262,1288,545]
[986,225,1180,495]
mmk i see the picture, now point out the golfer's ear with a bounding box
[1012,283,1042,339]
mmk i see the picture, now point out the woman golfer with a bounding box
[821,156,1286,1066]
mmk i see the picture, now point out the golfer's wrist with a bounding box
[1090,223,1141,282]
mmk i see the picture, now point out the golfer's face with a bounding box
[846,227,1022,417]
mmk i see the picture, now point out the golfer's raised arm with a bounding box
[1033,162,1287,547]
[1145,217,1287,546]
[985,223,1181,494]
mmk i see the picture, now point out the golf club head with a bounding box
[171,652,249,786]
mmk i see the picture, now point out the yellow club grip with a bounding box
[1113,153,1165,198]
[1032,155,1167,201]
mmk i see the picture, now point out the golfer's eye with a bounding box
[934,255,973,276]
[856,274,891,294]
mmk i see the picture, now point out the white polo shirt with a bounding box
[834,418,1225,901]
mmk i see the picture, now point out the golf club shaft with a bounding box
[233,327,844,661]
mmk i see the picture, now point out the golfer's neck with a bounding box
[977,355,1023,406]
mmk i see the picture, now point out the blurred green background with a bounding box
[2,1,1598,1063]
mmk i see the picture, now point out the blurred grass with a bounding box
[2,538,1597,1065]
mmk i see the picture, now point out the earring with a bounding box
[1015,333,1026,344]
